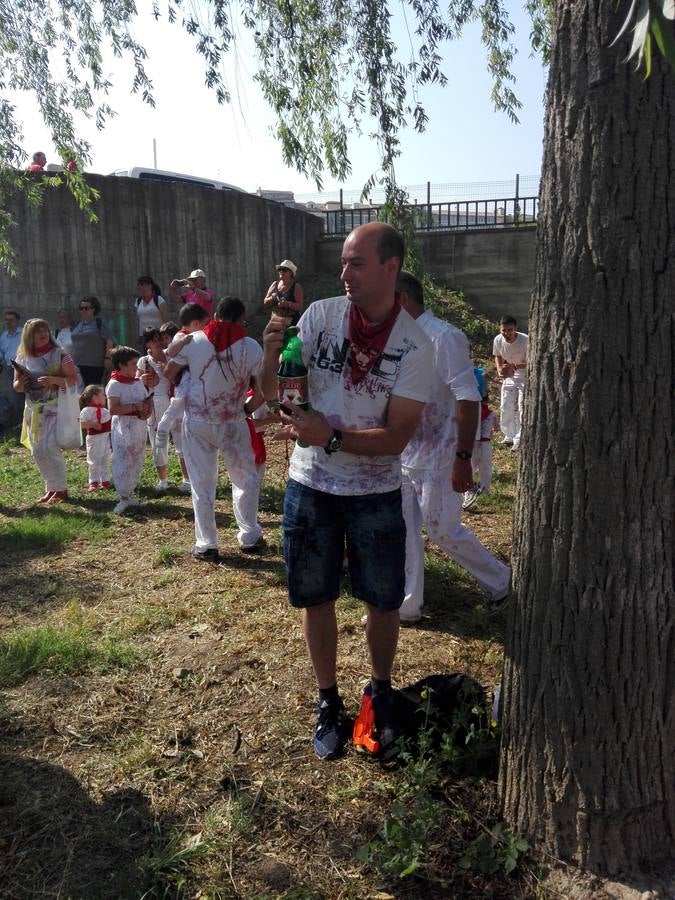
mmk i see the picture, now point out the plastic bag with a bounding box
[56,384,83,449]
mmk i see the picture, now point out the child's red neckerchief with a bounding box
[109,371,137,384]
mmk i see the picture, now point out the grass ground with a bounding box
[0,292,559,899]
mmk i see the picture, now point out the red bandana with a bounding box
[348,299,401,384]
[109,371,137,384]
[203,320,246,352]
[33,341,56,357]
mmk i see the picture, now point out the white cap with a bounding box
[187,268,206,279]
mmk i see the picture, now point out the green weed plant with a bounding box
[356,687,523,883]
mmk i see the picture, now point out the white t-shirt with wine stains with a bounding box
[401,310,481,471]
[172,331,263,424]
[289,297,431,496]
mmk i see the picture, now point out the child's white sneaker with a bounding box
[155,479,168,494]
[178,480,192,494]
[113,498,132,515]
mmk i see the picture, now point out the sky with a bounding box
[11,3,548,201]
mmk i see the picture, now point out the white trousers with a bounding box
[86,433,112,483]
[182,417,262,551]
[111,416,147,499]
[473,442,493,493]
[500,373,526,445]
[401,465,510,618]
[26,407,67,492]
[153,396,185,468]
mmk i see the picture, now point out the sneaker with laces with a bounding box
[314,697,350,760]
[178,480,192,494]
[462,487,480,510]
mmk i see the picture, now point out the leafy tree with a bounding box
[500,0,674,873]
[1,0,526,272]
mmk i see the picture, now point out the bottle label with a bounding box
[278,374,308,408]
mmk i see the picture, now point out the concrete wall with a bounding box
[315,227,536,325]
[0,174,323,344]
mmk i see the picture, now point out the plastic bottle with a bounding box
[277,327,311,447]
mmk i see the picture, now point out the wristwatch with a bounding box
[456,450,472,461]
[324,429,343,455]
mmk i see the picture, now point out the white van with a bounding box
[110,167,245,193]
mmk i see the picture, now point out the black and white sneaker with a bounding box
[314,697,350,760]
[191,547,220,563]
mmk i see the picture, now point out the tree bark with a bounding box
[499,0,674,875]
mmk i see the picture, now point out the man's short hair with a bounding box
[110,345,140,369]
[178,303,209,327]
[396,271,424,309]
[500,315,517,326]
[5,309,20,321]
[216,296,245,323]
[375,223,405,271]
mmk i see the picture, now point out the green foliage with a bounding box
[155,545,181,567]
[612,0,675,77]
[0,623,139,687]
[425,282,497,358]
[140,828,211,899]
[460,821,529,876]
[356,688,503,881]
[0,0,549,272]
[0,509,111,551]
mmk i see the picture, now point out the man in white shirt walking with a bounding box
[493,315,528,451]
[397,272,511,623]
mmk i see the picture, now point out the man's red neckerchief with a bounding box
[348,299,401,384]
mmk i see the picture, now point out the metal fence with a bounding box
[321,195,539,236]
[296,174,540,206]
[296,174,540,235]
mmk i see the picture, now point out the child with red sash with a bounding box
[152,304,209,494]
[79,385,112,491]
[105,346,153,514]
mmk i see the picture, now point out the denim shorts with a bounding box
[282,478,406,610]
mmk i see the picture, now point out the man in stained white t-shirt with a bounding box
[493,315,528,450]
[164,296,264,560]
[261,222,431,761]
[397,271,511,623]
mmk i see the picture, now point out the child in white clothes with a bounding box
[106,346,153,514]
[137,326,188,493]
[79,384,112,491]
[152,304,210,494]
[463,369,498,510]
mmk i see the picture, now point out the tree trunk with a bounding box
[499,0,674,875]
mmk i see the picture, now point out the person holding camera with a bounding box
[169,269,214,317]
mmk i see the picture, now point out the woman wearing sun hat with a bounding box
[263,259,304,324]
[169,268,214,317]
